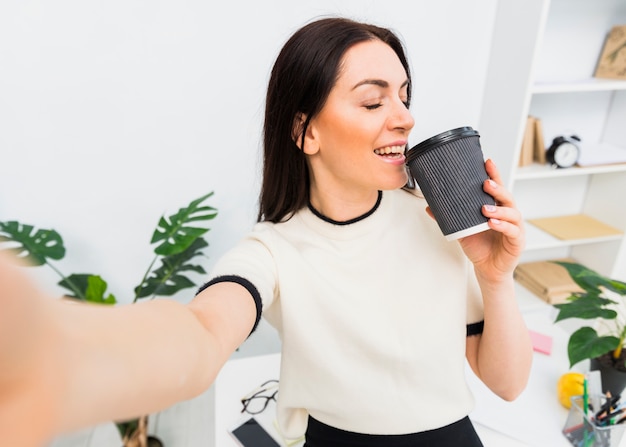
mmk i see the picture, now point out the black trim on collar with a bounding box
[307,190,383,226]
[196,275,262,336]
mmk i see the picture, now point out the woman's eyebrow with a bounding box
[352,78,409,90]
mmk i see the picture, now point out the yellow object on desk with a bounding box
[558,372,586,409]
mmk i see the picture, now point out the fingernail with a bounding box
[490,218,502,225]
[488,179,498,188]
[485,204,496,212]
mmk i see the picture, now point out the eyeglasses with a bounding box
[240,379,279,415]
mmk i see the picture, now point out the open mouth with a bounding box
[374,145,405,159]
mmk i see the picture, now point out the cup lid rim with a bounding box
[407,126,479,161]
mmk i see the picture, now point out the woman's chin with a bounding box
[379,172,409,191]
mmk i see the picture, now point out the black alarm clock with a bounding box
[546,135,581,168]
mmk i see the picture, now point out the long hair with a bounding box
[258,17,412,223]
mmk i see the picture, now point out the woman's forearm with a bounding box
[472,275,533,400]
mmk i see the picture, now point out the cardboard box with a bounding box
[514,258,585,304]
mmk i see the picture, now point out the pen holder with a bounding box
[563,395,626,447]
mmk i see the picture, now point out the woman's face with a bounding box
[304,39,415,197]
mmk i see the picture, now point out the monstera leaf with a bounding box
[59,274,117,304]
[0,221,65,266]
[135,237,208,299]
[554,294,618,322]
[3,192,216,307]
[150,192,217,256]
[553,261,626,368]
[555,261,626,296]
[567,327,621,368]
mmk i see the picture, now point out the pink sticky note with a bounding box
[529,330,553,355]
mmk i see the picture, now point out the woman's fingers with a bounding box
[483,160,515,206]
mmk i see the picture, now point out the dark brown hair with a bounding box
[258,17,412,223]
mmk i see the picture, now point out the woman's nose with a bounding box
[390,100,415,132]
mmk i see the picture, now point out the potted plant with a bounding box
[552,261,626,396]
[0,192,217,447]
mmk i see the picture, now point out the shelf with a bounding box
[524,218,623,251]
[515,161,626,180]
[532,78,626,94]
[484,0,626,281]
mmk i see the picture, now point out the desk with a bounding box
[211,289,626,447]
[467,286,626,447]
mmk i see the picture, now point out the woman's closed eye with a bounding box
[364,103,383,110]
[364,100,409,111]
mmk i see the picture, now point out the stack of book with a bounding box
[514,259,585,304]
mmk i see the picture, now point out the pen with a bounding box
[583,376,589,414]
[594,393,615,419]
[615,415,626,425]
[602,408,626,426]
[596,395,624,425]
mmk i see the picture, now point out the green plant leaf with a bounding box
[555,261,626,296]
[135,237,208,299]
[115,419,139,440]
[568,327,620,367]
[85,275,117,304]
[59,274,116,305]
[59,274,91,299]
[150,192,217,256]
[554,294,618,322]
[0,220,65,266]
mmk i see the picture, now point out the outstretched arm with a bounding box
[0,252,256,446]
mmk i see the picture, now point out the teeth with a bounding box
[374,145,404,155]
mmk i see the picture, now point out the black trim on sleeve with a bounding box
[466,320,484,337]
[196,275,263,336]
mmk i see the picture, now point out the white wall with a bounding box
[0,0,497,353]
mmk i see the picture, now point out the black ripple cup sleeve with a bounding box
[406,126,495,241]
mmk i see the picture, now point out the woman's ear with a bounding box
[292,113,319,155]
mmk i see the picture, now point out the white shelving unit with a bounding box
[479,0,626,282]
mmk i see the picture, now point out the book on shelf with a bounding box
[533,117,546,164]
[514,258,585,304]
[518,115,535,167]
[518,115,547,166]
[527,214,623,241]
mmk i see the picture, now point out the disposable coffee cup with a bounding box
[406,126,495,241]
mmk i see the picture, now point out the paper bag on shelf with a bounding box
[595,24,626,80]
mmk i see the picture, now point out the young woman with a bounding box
[0,17,532,447]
